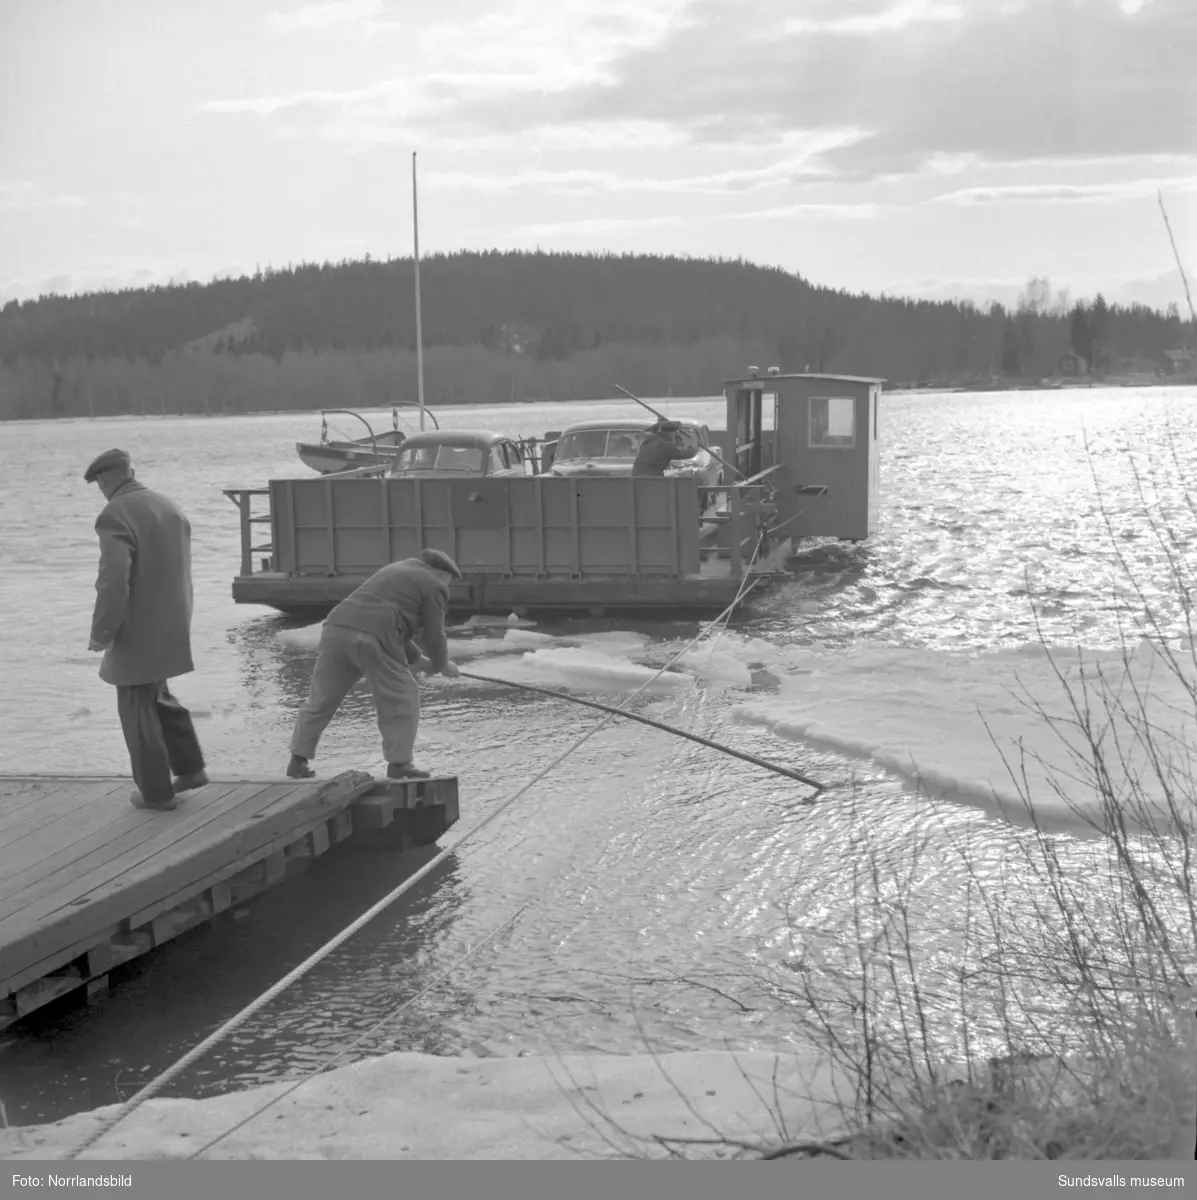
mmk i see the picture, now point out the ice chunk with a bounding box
[502,629,557,648]
[731,642,1197,829]
[275,622,515,661]
[476,647,693,695]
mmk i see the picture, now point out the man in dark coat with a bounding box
[85,449,208,811]
[287,549,462,782]
[631,420,700,477]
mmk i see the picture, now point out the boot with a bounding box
[173,769,209,794]
[287,754,316,779]
[386,762,431,781]
[130,789,178,812]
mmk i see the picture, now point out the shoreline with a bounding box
[5,1044,1191,1161]
[0,1049,852,1161]
[3,378,1194,425]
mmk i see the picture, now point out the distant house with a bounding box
[1162,348,1196,375]
[1057,351,1088,377]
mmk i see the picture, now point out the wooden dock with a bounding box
[0,772,459,1032]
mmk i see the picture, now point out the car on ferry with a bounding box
[546,417,724,489]
[386,430,533,478]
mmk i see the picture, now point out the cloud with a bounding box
[561,0,1197,179]
[719,202,881,220]
[784,1,964,35]
[267,0,384,31]
[418,1,678,89]
[202,0,1194,184]
[301,118,690,154]
[423,135,866,194]
[508,214,689,238]
[933,175,1197,204]
[205,0,683,141]
[502,202,881,239]
[0,182,87,210]
[201,80,408,116]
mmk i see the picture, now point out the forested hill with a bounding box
[0,251,1190,420]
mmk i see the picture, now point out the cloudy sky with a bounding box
[2,0,1195,310]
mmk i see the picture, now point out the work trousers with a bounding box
[290,625,421,765]
[116,681,206,805]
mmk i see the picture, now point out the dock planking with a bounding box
[0,771,460,1030]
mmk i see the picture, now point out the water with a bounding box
[1,388,1194,1124]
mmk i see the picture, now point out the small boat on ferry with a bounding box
[295,406,441,475]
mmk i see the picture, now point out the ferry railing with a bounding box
[696,467,828,577]
[223,488,273,576]
[698,474,779,578]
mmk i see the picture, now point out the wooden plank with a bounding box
[0,782,268,948]
[0,805,347,1000]
[352,777,456,831]
[4,783,286,927]
[0,779,128,833]
[0,785,136,863]
[0,782,249,913]
[0,784,242,917]
[15,970,83,1018]
[328,810,354,844]
[3,796,390,1021]
[0,779,189,881]
[0,775,374,986]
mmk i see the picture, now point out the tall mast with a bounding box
[1158,190,1196,341]
[413,151,426,430]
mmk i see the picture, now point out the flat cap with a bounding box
[419,547,462,579]
[652,420,682,433]
[83,448,131,482]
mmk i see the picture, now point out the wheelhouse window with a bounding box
[809,396,856,449]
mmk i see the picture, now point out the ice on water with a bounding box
[274,620,1197,825]
[733,637,1197,825]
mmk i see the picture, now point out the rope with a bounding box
[185,904,530,1159]
[61,547,766,1161]
[457,670,824,793]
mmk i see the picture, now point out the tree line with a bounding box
[0,252,1191,420]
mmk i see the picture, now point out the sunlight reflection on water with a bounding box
[1,388,1194,1122]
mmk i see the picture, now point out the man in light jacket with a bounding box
[85,448,208,811]
[287,549,462,782]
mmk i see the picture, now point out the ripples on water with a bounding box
[1,389,1194,1123]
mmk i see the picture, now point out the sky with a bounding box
[2,0,1195,311]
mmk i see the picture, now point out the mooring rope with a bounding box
[61,545,773,1160]
[185,904,531,1159]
